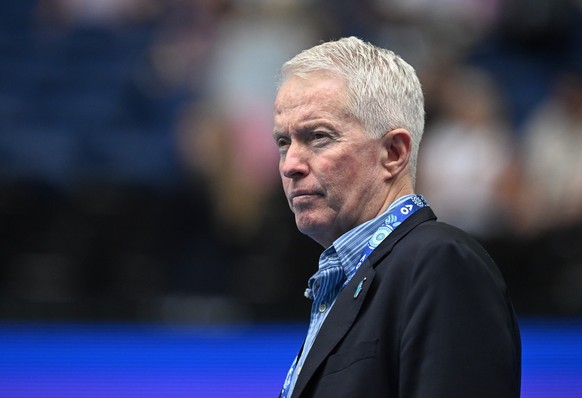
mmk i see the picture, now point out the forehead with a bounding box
[274,73,349,124]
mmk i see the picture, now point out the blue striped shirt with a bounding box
[284,194,418,396]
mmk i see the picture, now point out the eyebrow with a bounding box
[276,119,337,136]
[297,120,336,131]
[272,129,288,139]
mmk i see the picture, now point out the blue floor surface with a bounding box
[0,318,580,397]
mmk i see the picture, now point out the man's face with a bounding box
[273,73,389,247]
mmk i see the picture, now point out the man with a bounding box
[273,37,521,397]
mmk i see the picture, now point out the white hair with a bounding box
[279,36,425,185]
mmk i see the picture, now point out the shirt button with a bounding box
[318,303,327,313]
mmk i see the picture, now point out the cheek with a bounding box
[330,157,378,197]
[319,158,360,201]
[330,152,363,180]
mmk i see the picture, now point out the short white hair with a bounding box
[279,36,425,184]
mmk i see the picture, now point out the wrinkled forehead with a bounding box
[275,72,348,114]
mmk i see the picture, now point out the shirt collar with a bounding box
[320,194,418,280]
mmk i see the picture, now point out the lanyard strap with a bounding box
[343,194,428,287]
[280,354,298,398]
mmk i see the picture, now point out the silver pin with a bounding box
[353,277,367,299]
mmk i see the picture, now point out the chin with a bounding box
[295,217,329,245]
[295,215,319,231]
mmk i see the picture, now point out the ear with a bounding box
[380,128,412,181]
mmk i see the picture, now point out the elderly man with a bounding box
[273,37,521,398]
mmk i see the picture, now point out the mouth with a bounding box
[289,190,323,204]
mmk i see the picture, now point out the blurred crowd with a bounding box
[1,0,582,322]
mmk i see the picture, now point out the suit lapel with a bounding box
[290,207,437,397]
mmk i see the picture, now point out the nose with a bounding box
[280,142,309,179]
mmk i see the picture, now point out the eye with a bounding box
[275,135,290,149]
[309,131,335,147]
[311,131,331,141]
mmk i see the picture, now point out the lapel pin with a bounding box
[353,277,367,299]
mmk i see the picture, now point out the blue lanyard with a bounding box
[280,356,297,398]
[343,194,428,288]
[280,194,428,398]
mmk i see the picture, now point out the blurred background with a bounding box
[1,0,582,396]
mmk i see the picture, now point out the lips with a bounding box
[289,189,323,205]
[290,189,319,199]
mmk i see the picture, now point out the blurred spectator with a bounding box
[514,68,582,235]
[175,102,272,240]
[469,0,581,130]
[172,2,325,319]
[175,1,320,238]
[417,66,515,239]
[499,67,582,315]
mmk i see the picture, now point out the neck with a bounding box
[376,176,415,218]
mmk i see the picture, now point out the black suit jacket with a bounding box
[290,207,521,398]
